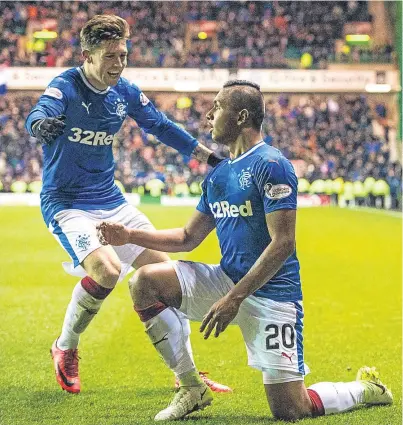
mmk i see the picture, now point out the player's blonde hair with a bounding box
[80,15,130,52]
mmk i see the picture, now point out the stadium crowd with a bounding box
[0,1,393,69]
[0,91,401,209]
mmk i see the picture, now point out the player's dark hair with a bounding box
[80,15,130,52]
[223,80,265,130]
[223,80,261,91]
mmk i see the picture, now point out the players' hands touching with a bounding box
[200,294,242,339]
[33,115,67,145]
[96,221,131,246]
[192,144,225,167]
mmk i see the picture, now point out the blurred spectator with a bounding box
[0,91,400,210]
[386,166,402,210]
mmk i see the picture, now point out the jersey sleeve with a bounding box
[254,156,298,214]
[196,176,213,216]
[126,82,198,157]
[25,76,70,136]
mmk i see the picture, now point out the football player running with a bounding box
[25,14,230,395]
[98,80,392,421]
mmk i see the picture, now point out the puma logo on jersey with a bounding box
[68,128,116,146]
[209,200,253,218]
[281,352,295,364]
[81,102,91,114]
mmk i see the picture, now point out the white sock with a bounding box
[175,310,195,370]
[57,282,103,350]
[145,307,196,377]
[308,381,365,415]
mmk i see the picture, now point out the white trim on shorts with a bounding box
[262,370,304,385]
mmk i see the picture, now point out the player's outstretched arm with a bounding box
[201,209,296,339]
[25,77,69,143]
[97,210,215,252]
[31,115,67,145]
[128,86,224,166]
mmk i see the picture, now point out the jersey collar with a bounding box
[77,67,110,94]
[229,141,265,164]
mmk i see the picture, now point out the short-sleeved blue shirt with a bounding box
[197,141,301,301]
[25,67,198,226]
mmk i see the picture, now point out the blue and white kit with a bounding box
[25,67,198,276]
[197,141,301,302]
[173,142,309,382]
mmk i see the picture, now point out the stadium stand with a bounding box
[1,91,401,208]
[0,1,394,69]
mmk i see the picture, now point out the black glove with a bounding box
[207,152,225,167]
[32,115,66,145]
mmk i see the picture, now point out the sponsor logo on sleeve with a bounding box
[44,87,63,100]
[264,183,292,199]
[139,92,150,106]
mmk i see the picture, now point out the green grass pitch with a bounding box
[0,205,401,425]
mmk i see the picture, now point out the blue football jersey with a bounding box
[197,141,302,302]
[25,67,198,226]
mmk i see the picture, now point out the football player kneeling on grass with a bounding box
[98,81,392,421]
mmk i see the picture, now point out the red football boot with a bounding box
[50,339,80,393]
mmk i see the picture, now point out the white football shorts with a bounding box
[48,203,154,281]
[172,260,310,384]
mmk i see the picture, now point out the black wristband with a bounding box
[207,153,223,167]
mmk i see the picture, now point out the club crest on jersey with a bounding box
[113,98,127,119]
[238,168,252,190]
[116,103,127,119]
[264,183,292,199]
[75,234,91,251]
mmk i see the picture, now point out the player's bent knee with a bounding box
[84,254,121,289]
[129,265,160,306]
[87,255,121,289]
[270,399,312,421]
[265,380,312,422]
[270,402,311,422]
[271,408,303,422]
[130,262,182,310]
[99,263,121,288]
